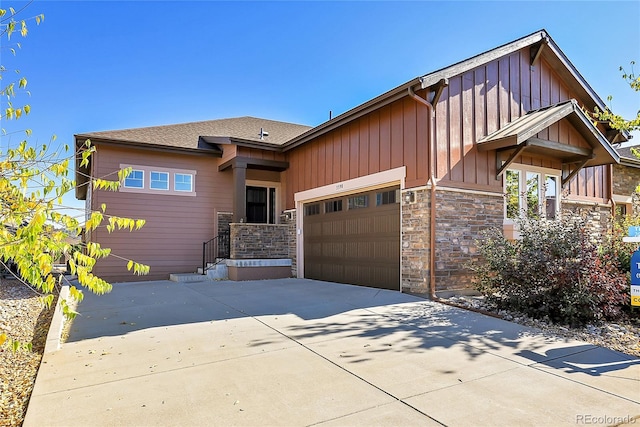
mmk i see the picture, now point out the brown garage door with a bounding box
[303,186,400,290]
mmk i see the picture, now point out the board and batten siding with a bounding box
[285,47,610,209]
[284,95,429,208]
[433,48,610,199]
[89,144,232,282]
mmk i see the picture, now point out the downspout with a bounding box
[407,85,507,319]
[407,86,438,300]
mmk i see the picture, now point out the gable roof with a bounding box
[477,99,619,168]
[284,29,622,150]
[75,116,311,152]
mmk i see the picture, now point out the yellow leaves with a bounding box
[86,242,111,259]
[0,333,6,347]
[118,167,133,182]
[79,144,95,167]
[69,286,84,303]
[106,216,145,233]
[39,294,55,310]
[126,260,150,276]
[85,211,104,232]
[93,177,120,192]
[60,299,78,321]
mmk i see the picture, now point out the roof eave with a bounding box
[420,30,547,89]
[74,135,222,156]
[282,78,422,151]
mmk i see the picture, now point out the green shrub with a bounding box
[472,216,628,326]
[599,209,640,274]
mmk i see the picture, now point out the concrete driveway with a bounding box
[25,278,639,426]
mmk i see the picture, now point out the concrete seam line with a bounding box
[241,311,447,426]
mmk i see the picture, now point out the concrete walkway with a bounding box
[25,278,639,426]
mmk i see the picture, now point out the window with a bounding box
[123,170,144,189]
[348,195,368,209]
[505,167,560,221]
[175,173,193,192]
[376,189,400,206]
[150,171,169,190]
[119,164,196,196]
[305,204,320,216]
[325,199,343,213]
[246,186,277,223]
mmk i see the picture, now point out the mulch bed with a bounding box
[0,279,56,427]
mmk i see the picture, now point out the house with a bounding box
[613,145,640,216]
[75,29,630,295]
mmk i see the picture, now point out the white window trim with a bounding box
[503,164,561,225]
[149,170,169,191]
[174,173,193,193]
[123,169,145,189]
[119,164,196,197]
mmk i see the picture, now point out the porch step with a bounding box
[169,273,212,283]
[170,261,229,283]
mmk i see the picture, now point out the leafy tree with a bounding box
[1,4,149,350]
[594,62,640,133]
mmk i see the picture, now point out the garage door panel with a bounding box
[303,186,400,291]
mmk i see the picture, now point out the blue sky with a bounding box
[2,0,639,215]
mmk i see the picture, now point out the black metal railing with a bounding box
[202,231,230,274]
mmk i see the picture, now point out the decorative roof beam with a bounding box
[430,78,449,105]
[526,137,592,157]
[496,145,528,180]
[530,36,549,66]
[562,157,591,187]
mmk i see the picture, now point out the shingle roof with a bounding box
[616,144,640,160]
[75,116,312,149]
[477,100,619,168]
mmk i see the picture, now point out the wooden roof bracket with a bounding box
[496,144,528,180]
[561,157,591,187]
[428,78,449,105]
[530,36,549,66]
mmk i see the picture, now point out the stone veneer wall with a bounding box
[401,187,504,293]
[230,223,290,259]
[217,212,232,237]
[283,210,298,277]
[613,164,640,196]
[434,189,504,292]
[613,164,640,215]
[401,188,431,293]
[561,202,611,244]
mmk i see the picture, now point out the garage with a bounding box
[303,186,400,290]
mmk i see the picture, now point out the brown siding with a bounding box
[284,95,431,208]
[236,146,286,162]
[90,144,232,282]
[285,47,611,208]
